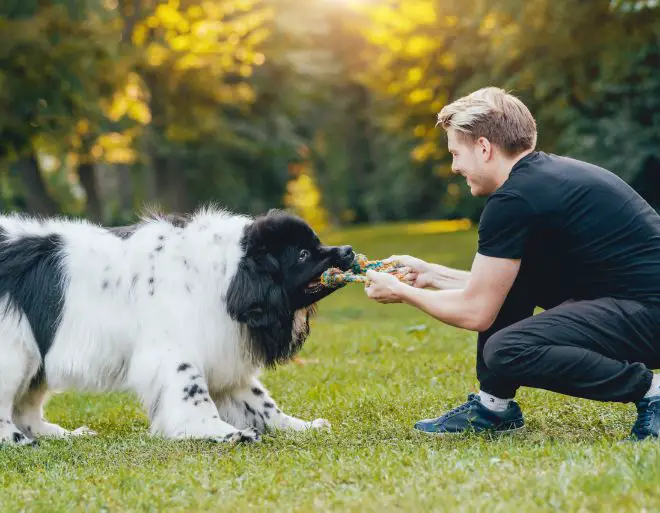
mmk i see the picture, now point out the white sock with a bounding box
[478,391,513,412]
[644,374,660,398]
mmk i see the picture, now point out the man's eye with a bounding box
[299,249,311,262]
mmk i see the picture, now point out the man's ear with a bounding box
[478,136,493,161]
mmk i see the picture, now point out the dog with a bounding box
[0,207,354,445]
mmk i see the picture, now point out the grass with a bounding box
[2,221,660,512]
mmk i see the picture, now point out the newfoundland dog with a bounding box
[0,207,353,445]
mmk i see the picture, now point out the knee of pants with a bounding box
[482,329,527,375]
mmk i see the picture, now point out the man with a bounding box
[364,86,660,441]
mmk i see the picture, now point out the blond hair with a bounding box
[437,87,537,156]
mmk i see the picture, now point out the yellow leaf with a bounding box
[146,43,169,67]
[169,35,189,51]
[91,144,103,160]
[401,0,436,24]
[175,53,205,70]
[187,5,203,18]
[155,3,183,29]
[132,22,148,46]
[411,141,435,162]
[105,147,137,164]
[405,35,434,57]
[479,13,497,34]
[76,119,90,135]
[414,125,426,137]
[407,67,423,85]
[107,95,128,121]
[388,38,403,52]
[235,83,255,102]
[128,102,151,124]
[407,88,433,104]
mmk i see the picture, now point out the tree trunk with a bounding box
[152,152,189,213]
[16,152,59,215]
[117,164,134,212]
[78,161,103,223]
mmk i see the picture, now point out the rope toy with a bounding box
[320,253,407,288]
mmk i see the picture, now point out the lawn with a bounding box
[1,222,659,512]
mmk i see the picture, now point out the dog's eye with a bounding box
[298,249,311,262]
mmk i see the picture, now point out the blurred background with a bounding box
[0,0,658,232]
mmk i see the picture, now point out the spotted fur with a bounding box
[0,207,352,445]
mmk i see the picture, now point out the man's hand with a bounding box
[364,270,406,303]
[384,255,435,288]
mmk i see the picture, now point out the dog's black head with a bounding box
[226,209,354,366]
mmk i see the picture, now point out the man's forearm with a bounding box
[396,284,488,331]
[427,264,471,290]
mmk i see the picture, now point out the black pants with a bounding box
[477,263,660,403]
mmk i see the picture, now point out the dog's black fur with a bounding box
[227,210,354,366]
[0,228,66,358]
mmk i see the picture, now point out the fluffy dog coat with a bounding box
[0,207,353,445]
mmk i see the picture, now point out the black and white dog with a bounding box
[0,207,354,445]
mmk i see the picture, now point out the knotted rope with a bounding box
[320,253,407,288]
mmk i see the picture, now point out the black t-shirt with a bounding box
[478,151,660,303]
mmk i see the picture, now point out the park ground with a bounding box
[1,222,659,512]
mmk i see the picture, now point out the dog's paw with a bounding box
[1,430,37,447]
[70,426,97,437]
[310,418,331,430]
[218,427,261,444]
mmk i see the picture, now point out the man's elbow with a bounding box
[463,306,497,332]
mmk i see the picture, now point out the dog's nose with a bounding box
[339,245,354,260]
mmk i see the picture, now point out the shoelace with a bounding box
[632,398,654,435]
[437,394,479,421]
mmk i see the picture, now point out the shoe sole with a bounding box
[414,425,526,437]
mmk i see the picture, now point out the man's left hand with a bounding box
[364,270,406,304]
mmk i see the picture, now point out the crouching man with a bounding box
[365,87,660,441]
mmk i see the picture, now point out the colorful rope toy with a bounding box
[320,253,407,288]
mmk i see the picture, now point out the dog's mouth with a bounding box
[305,278,323,295]
[302,252,356,296]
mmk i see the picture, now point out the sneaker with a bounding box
[628,396,660,441]
[414,393,525,435]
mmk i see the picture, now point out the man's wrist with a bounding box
[394,280,414,302]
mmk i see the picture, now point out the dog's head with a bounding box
[226,209,354,365]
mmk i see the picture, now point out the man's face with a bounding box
[446,128,497,197]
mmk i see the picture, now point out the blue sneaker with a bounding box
[628,396,660,441]
[414,393,525,435]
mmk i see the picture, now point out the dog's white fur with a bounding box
[0,208,328,445]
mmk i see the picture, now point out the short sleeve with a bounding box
[477,193,533,259]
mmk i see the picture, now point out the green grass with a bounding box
[2,222,659,512]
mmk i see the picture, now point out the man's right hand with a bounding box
[384,255,435,288]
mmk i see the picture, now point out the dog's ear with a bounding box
[254,252,280,276]
[226,257,288,329]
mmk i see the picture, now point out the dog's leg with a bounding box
[0,342,37,446]
[13,380,96,439]
[142,360,260,444]
[214,378,330,434]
